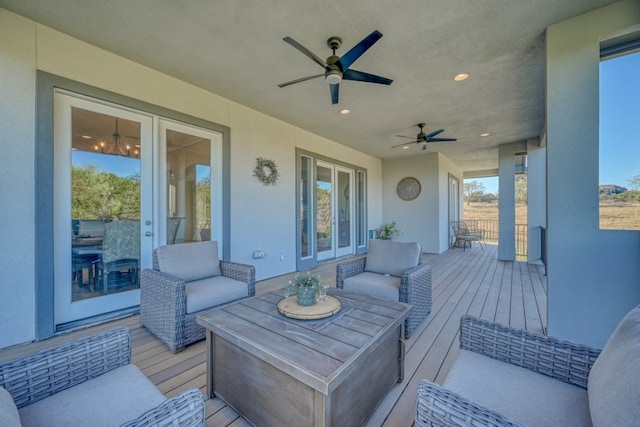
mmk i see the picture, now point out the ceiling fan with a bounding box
[393,123,457,150]
[278,30,393,104]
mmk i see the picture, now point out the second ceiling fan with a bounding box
[393,123,457,150]
[278,30,393,104]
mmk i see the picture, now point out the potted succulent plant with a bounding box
[294,272,321,306]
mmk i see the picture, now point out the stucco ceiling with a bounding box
[0,0,620,172]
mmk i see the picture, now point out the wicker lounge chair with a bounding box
[336,239,432,338]
[0,327,205,427]
[416,307,640,427]
[141,240,255,352]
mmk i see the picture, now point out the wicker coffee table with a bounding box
[196,287,412,427]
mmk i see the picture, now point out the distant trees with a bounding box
[464,180,498,205]
[515,175,527,204]
[464,176,528,205]
[72,164,140,220]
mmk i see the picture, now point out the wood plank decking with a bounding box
[0,244,546,427]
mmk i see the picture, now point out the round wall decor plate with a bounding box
[397,177,421,201]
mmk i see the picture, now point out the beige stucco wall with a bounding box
[382,152,463,254]
[546,0,640,348]
[0,9,383,348]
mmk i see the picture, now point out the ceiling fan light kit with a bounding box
[279,30,392,104]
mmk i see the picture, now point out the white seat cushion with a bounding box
[343,272,400,301]
[588,305,640,427]
[18,364,165,427]
[444,349,591,427]
[185,275,249,314]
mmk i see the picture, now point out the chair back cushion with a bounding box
[156,241,221,282]
[588,305,640,427]
[365,239,421,277]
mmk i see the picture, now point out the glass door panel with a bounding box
[335,167,354,257]
[159,120,223,249]
[316,162,334,260]
[55,92,152,325]
[300,155,313,259]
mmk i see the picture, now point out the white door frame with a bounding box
[53,91,153,324]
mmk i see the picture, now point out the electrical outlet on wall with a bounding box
[253,250,265,259]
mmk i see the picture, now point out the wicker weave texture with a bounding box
[336,256,432,337]
[459,315,601,389]
[120,388,205,427]
[416,381,526,427]
[0,327,131,409]
[141,249,256,352]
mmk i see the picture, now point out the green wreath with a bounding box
[253,157,279,186]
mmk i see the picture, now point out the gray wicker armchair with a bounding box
[0,327,205,427]
[416,308,640,427]
[336,239,432,338]
[141,240,255,352]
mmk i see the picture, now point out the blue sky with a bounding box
[599,50,640,188]
[468,50,640,195]
[73,150,140,177]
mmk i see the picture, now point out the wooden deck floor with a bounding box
[0,244,546,427]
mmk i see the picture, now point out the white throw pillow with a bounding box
[0,387,21,427]
[156,241,221,282]
[588,305,640,427]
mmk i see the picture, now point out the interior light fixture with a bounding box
[339,109,350,115]
[453,73,469,81]
[402,146,410,150]
[94,118,137,158]
[480,132,490,137]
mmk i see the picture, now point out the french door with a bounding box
[448,175,460,247]
[316,161,354,261]
[54,91,222,325]
[54,92,153,324]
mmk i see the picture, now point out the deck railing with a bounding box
[462,219,528,260]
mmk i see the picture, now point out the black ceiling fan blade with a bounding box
[427,137,458,142]
[339,30,383,70]
[278,74,324,88]
[343,69,393,85]
[283,36,328,69]
[426,129,445,138]
[330,83,339,104]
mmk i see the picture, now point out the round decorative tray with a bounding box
[277,295,341,320]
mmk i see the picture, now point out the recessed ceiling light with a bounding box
[480,133,490,137]
[454,73,469,81]
[339,109,350,115]
[81,135,92,139]
[402,146,410,150]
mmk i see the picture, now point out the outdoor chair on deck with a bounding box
[451,220,485,250]
[336,239,432,338]
[141,240,255,352]
[0,327,205,427]
[415,306,640,427]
